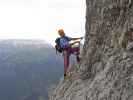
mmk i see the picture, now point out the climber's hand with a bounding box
[80,37,84,40]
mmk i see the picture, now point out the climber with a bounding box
[55,29,83,79]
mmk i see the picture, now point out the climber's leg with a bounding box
[70,47,80,63]
[70,47,81,71]
[63,50,70,76]
[76,55,81,63]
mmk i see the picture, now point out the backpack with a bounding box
[55,37,69,53]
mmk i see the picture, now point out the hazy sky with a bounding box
[0,0,85,45]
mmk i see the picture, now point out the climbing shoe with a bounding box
[75,64,80,72]
[64,73,71,80]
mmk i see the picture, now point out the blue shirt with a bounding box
[60,36,72,48]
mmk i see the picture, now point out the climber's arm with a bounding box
[71,37,83,41]
[69,41,80,46]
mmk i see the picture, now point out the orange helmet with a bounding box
[58,29,65,35]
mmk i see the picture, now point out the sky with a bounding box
[0,0,86,45]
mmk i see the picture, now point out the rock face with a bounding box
[49,0,133,100]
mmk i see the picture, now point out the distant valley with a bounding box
[0,39,64,100]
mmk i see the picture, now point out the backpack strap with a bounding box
[63,36,70,41]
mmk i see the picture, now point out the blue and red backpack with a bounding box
[55,36,70,53]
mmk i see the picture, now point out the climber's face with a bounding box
[58,29,65,37]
